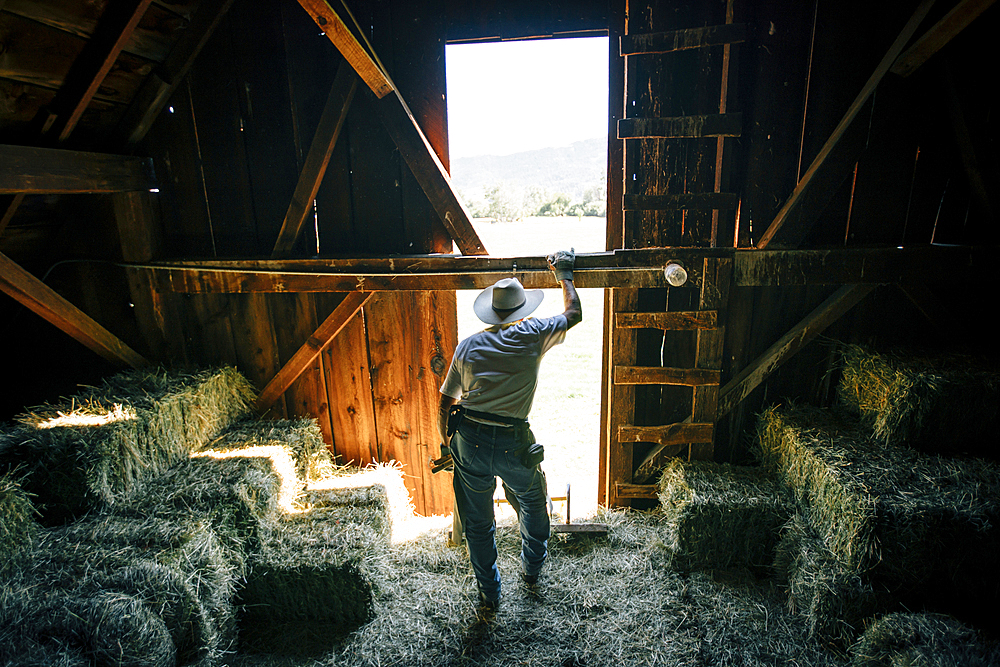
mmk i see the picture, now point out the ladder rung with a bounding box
[615,483,659,500]
[616,310,718,330]
[620,23,747,55]
[623,193,738,212]
[614,366,721,386]
[618,423,714,445]
[618,113,742,139]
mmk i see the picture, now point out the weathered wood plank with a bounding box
[618,113,742,139]
[42,0,154,143]
[323,306,379,466]
[620,23,747,55]
[2,0,188,62]
[0,144,155,193]
[255,291,373,413]
[892,0,996,77]
[614,366,721,386]
[716,284,874,417]
[615,483,658,499]
[757,0,936,249]
[114,0,237,149]
[616,310,717,330]
[272,64,357,257]
[618,423,713,445]
[295,0,393,98]
[0,250,147,367]
[607,288,637,507]
[623,193,738,211]
[690,257,732,461]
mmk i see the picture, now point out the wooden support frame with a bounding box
[256,291,373,413]
[716,283,875,417]
[618,114,742,139]
[271,65,358,258]
[620,23,747,55]
[0,250,147,368]
[0,144,156,194]
[756,0,936,249]
[892,0,997,77]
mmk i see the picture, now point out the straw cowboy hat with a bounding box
[473,277,544,325]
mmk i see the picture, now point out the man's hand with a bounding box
[547,248,575,283]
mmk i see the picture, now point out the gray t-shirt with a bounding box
[440,315,568,420]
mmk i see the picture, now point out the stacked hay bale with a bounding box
[849,612,1000,667]
[657,459,794,574]
[758,404,1000,645]
[0,515,241,667]
[837,344,1000,459]
[237,466,399,657]
[0,367,256,524]
[0,469,37,558]
[201,418,333,484]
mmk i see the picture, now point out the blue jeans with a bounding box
[451,420,550,601]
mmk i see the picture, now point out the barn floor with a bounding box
[234,508,846,666]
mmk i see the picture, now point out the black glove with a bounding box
[547,248,575,283]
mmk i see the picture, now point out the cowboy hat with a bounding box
[473,277,544,325]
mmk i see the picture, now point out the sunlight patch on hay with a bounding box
[193,444,302,513]
[33,403,137,429]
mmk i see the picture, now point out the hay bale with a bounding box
[1,515,240,666]
[837,344,1000,457]
[773,514,889,646]
[203,418,333,483]
[0,470,37,557]
[237,467,398,656]
[850,612,1000,667]
[657,459,794,573]
[116,453,282,555]
[756,404,1000,601]
[0,366,256,524]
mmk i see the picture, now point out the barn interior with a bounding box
[1,0,998,665]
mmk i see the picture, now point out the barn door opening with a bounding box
[445,36,609,517]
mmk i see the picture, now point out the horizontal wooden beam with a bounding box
[716,284,874,417]
[616,310,717,330]
[256,291,373,413]
[614,366,721,386]
[296,0,393,98]
[134,245,985,293]
[892,0,996,77]
[0,144,156,194]
[623,193,738,211]
[0,250,148,367]
[615,483,659,500]
[620,23,747,55]
[618,113,742,139]
[618,423,714,445]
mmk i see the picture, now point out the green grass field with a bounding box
[456,217,605,517]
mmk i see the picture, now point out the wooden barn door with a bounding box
[603,0,742,506]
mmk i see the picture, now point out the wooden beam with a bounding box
[372,88,487,255]
[43,0,154,143]
[623,193,738,211]
[614,366,721,386]
[296,0,393,98]
[618,423,714,445]
[0,144,156,193]
[272,65,358,258]
[0,193,24,236]
[615,483,659,499]
[620,23,747,55]
[255,291,374,413]
[757,0,937,249]
[0,250,148,367]
[716,284,874,417]
[892,0,997,77]
[615,310,718,330]
[114,0,236,149]
[618,114,742,139]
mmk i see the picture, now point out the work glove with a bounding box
[547,248,575,283]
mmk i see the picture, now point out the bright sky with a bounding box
[445,37,609,159]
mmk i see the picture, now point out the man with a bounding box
[437,249,581,612]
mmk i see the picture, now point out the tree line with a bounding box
[460,181,607,221]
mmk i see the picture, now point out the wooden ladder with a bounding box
[604,1,743,506]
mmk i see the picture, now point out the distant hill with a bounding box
[450,137,607,202]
